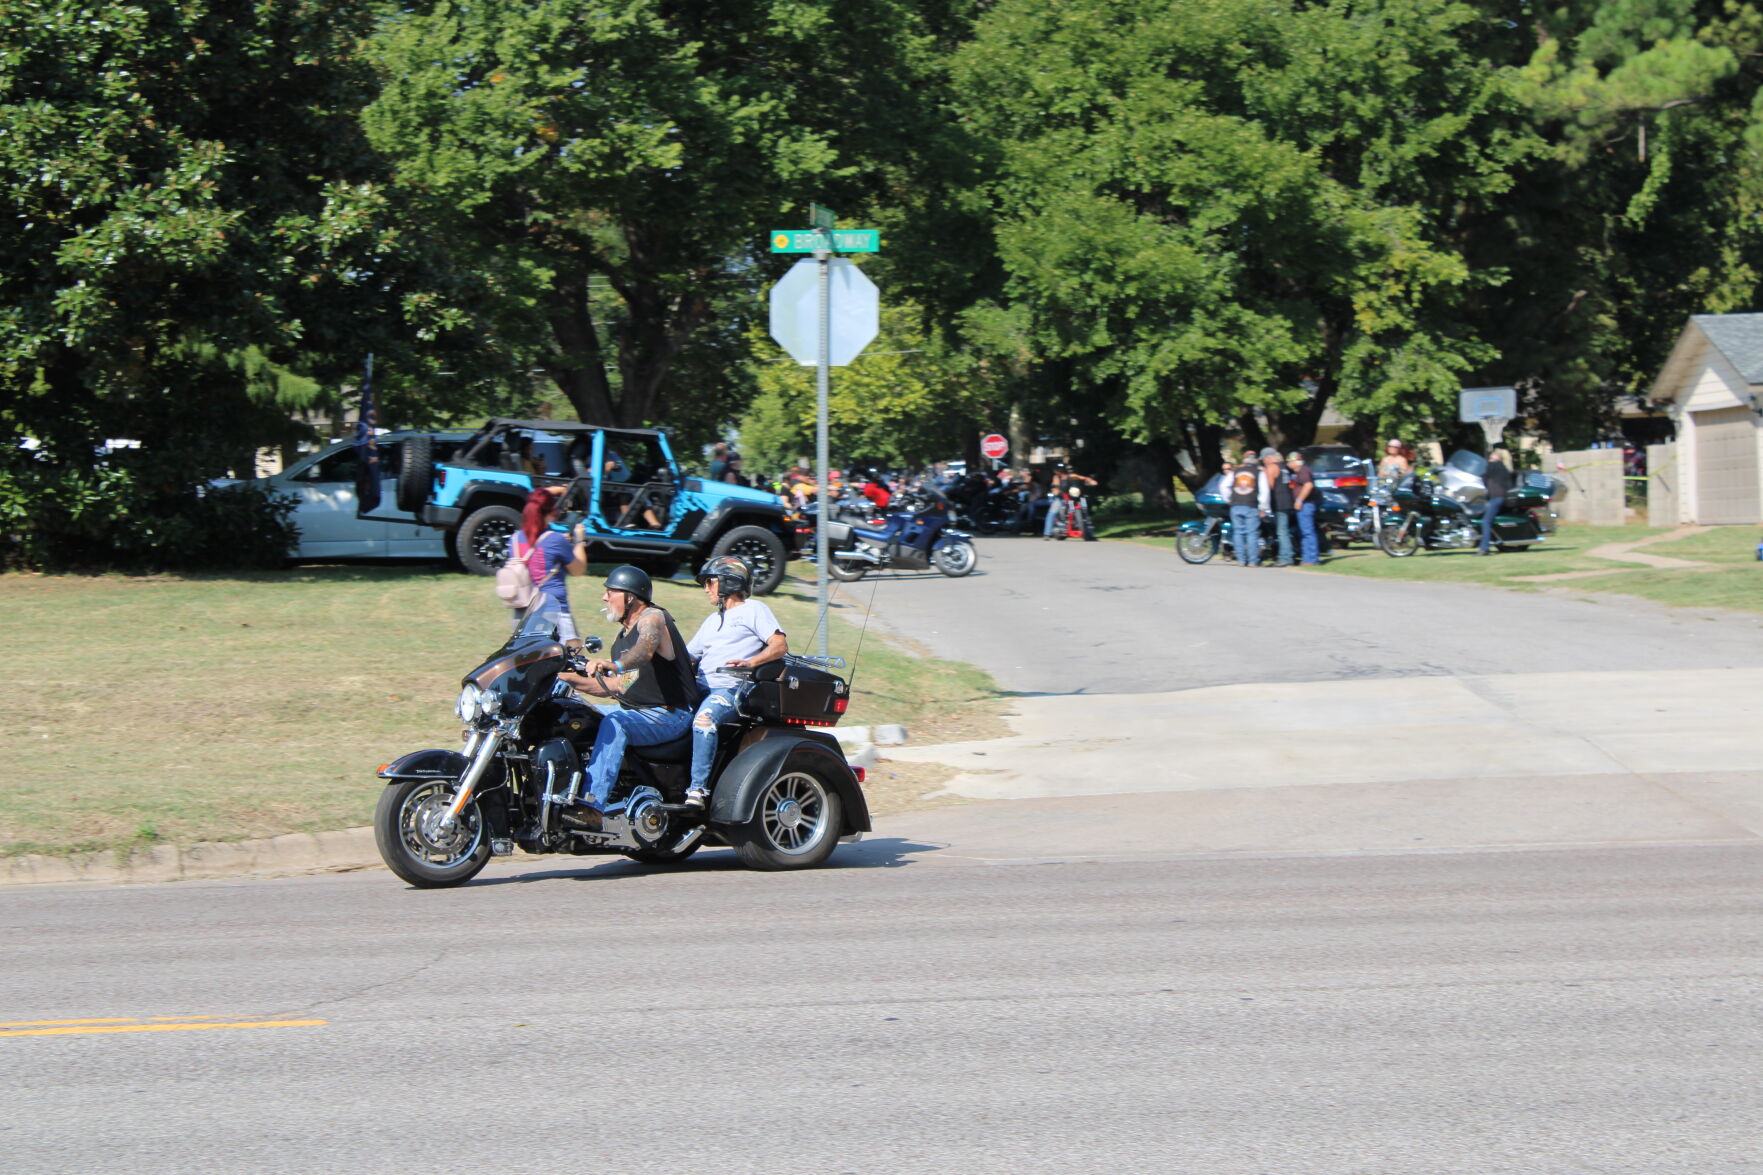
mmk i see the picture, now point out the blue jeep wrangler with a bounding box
[396,418,796,595]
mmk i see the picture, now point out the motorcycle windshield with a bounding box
[1445,450,1488,477]
[516,599,565,642]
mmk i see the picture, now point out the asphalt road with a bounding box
[4,843,1760,1174]
[833,534,1763,694]
[8,537,1763,1172]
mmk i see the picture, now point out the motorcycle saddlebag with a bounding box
[744,660,849,726]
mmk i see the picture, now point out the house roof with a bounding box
[1649,313,1763,402]
[1691,314,1763,384]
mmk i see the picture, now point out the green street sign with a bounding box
[809,202,837,230]
[768,229,880,254]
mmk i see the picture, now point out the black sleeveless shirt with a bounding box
[611,608,699,711]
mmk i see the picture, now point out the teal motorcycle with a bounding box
[1175,476,1270,564]
[1380,451,1564,556]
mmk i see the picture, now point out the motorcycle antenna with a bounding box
[843,577,881,698]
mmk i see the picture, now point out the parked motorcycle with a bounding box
[1379,451,1564,557]
[823,489,978,579]
[373,601,870,887]
[1175,475,1271,564]
[1321,470,1392,550]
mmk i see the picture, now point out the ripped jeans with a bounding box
[690,687,742,794]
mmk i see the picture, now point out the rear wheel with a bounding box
[457,504,521,575]
[1378,521,1421,558]
[1176,528,1217,564]
[711,525,787,595]
[933,540,977,577]
[826,554,869,581]
[730,769,844,871]
[374,778,492,888]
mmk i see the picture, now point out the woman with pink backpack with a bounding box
[498,487,589,644]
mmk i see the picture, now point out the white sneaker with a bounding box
[683,788,710,810]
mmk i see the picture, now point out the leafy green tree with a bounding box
[736,298,1001,471]
[362,0,964,434]
[953,0,1527,486]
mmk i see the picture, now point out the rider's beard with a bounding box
[601,602,620,624]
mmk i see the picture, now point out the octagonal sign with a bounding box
[769,258,879,367]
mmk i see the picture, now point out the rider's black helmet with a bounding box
[695,555,751,598]
[603,564,653,604]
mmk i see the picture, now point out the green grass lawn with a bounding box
[0,564,1002,857]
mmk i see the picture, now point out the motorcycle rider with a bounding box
[558,565,699,813]
[681,556,789,809]
[1042,463,1097,540]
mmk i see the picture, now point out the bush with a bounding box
[0,449,297,572]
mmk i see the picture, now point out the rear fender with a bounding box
[709,730,870,836]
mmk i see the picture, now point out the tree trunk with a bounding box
[545,273,618,425]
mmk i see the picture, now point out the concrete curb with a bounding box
[1,827,384,888]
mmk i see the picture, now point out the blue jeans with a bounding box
[1479,496,1504,554]
[583,706,693,805]
[1296,501,1319,563]
[1270,509,1294,565]
[689,687,742,793]
[1229,505,1262,565]
[1043,496,1067,536]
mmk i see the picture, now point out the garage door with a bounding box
[1693,406,1760,524]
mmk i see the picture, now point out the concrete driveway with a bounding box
[842,536,1763,857]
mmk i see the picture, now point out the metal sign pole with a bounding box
[815,230,831,658]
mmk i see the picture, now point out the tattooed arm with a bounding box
[582,607,674,679]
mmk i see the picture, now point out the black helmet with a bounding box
[695,555,751,597]
[602,564,652,604]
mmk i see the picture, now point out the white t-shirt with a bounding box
[686,599,785,690]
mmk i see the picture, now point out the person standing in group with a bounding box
[707,442,729,483]
[512,487,589,643]
[1226,463,1269,566]
[721,453,748,487]
[1286,451,1320,565]
[1259,447,1295,567]
[1479,447,1513,556]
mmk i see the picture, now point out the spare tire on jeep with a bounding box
[397,435,435,513]
[711,525,787,595]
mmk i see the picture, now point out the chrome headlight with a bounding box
[454,685,502,723]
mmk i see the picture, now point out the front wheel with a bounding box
[711,526,787,595]
[1176,528,1217,564]
[374,777,492,888]
[730,769,844,871]
[933,540,977,577]
[456,504,521,576]
[1378,521,1421,558]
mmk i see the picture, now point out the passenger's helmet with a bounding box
[695,555,751,598]
[603,564,653,604]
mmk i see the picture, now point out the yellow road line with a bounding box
[0,1019,326,1038]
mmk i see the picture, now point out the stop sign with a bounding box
[980,433,1008,460]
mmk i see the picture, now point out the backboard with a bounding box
[1459,386,1516,424]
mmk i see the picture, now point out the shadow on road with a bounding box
[456,837,946,887]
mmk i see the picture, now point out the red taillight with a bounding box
[833,697,848,714]
[852,767,867,783]
[1335,476,1367,488]
[782,715,836,727]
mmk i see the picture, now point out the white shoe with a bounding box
[683,788,710,810]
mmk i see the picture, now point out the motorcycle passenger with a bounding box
[560,565,700,812]
[682,556,789,809]
[1478,447,1513,556]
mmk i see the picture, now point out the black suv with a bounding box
[399,418,797,594]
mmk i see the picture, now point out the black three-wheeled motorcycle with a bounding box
[373,602,870,887]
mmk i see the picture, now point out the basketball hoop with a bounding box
[1478,415,1508,449]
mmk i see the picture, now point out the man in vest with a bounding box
[560,565,699,812]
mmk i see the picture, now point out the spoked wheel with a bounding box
[374,778,492,888]
[1378,522,1421,558]
[933,540,977,577]
[731,769,843,871]
[1176,528,1218,564]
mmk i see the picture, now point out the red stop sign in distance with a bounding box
[980,433,1008,460]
